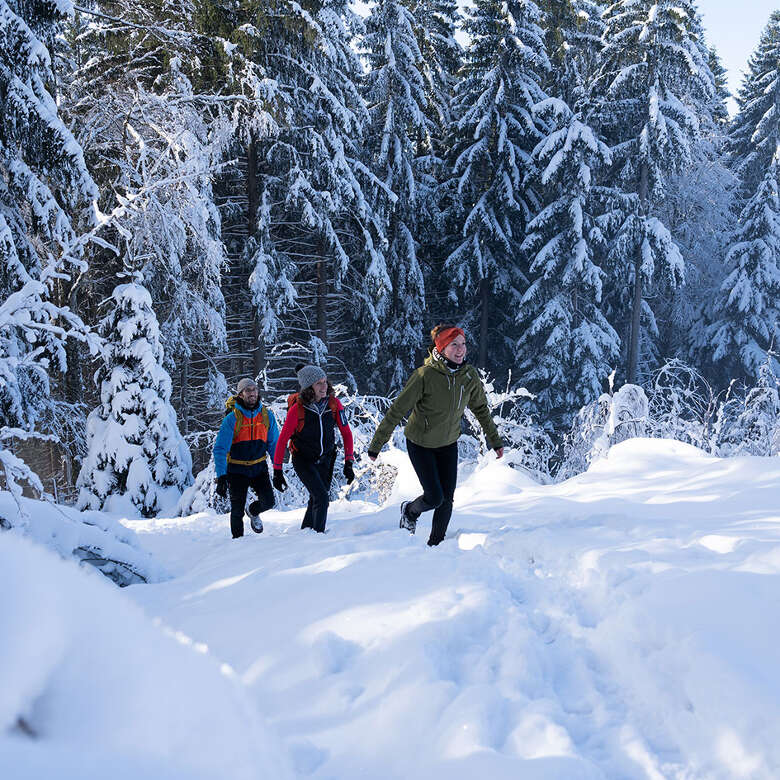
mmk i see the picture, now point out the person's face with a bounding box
[443,336,467,364]
[239,386,258,405]
[312,377,328,400]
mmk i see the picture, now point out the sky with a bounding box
[354,0,778,116]
[697,0,776,113]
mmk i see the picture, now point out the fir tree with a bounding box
[538,0,604,109]
[707,45,730,126]
[64,3,234,441]
[409,0,463,331]
[592,0,715,382]
[728,11,780,198]
[446,0,550,369]
[77,276,193,516]
[221,0,387,387]
[516,99,619,425]
[708,156,780,382]
[364,0,430,390]
[0,0,97,500]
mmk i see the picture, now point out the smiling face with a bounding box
[238,386,258,406]
[312,377,329,401]
[442,335,467,364]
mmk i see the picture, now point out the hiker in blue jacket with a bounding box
[213,378,280,539]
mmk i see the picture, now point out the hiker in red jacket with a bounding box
[273,364,354,533]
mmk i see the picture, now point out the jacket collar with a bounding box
[235,401,263,417]
[426,347,466,376]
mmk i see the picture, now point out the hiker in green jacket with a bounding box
[367,325,504,546]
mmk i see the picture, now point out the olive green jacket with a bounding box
[369,352,503,452]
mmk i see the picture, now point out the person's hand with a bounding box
[367,450,378,463]
[343,461,355,484]
[215,474,229,498]
[272,469,288,492]
[495,447,504,459]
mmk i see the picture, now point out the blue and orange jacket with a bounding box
[213,398,280,478]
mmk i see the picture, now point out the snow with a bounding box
[6,438,780,777]
[0,532,290,780]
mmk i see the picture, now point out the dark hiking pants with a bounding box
[406,439,459,546]
[227,464,275,538]
[293,450,336,533]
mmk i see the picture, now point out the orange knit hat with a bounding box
[434,327,465,353]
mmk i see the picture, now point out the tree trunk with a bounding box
[479,277,489,368]
[247,134,264,377]
[316,255,328,349]
[627,159,649,384]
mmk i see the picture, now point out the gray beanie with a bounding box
[297,364,327,390]
[236,377,258,394]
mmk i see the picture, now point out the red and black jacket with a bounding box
[273,394,354,467]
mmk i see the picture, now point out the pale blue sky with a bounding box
[698,0,777,112]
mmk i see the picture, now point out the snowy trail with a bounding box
[126,440,780,779]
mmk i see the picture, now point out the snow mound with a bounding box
[0,533,292,780]
[0,491,163,585]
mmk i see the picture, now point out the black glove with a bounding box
[343,461,355,484]
[272,469,288,492]
[215,474,229,498]
[367,450,379,460]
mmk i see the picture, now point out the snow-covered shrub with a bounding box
[464,371,554,482]
[557,382,649,479]
[176,456,230,517]
[77,279,193,517]
[556,392,613,480]
[715,362,780,457]
[646,360,720,451]
[607,384,649,445]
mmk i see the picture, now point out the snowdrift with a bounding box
[5,437,780,778]
[0,533,292,780]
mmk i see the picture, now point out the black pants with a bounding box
[406,439,459,546]
[227,464,275,538]
[293,450,336,533]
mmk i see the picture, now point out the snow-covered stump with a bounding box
[77,279,192,517]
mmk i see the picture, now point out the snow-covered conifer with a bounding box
[77,278,192,516]
[727,11,780,197]
[516,99,620,425]
[708,156,780,382]
[446,0,550,369]
[592,0,715,382]
[0,0,97,501]
[539,0,604,109]
[364,0,430,390]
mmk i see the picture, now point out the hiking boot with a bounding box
[400,501,416,534]
[248,500,264,533]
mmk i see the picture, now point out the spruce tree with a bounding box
[728,11,780,198]
[234,0,386,386]
[708,156,780,382]
[0,0,97,499]
[409,0,463,331]
[446,0,550,370]
[592,0,715,382]
[77,276,193,516]
[516,100,619,425]
[364,0,430,390]
[538,0,604,109]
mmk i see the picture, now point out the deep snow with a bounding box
[3,438,780,779]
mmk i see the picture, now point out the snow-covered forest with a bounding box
[3,1,780,776]
[2,0,779,510]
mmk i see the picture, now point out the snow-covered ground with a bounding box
[3,438,780,779]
